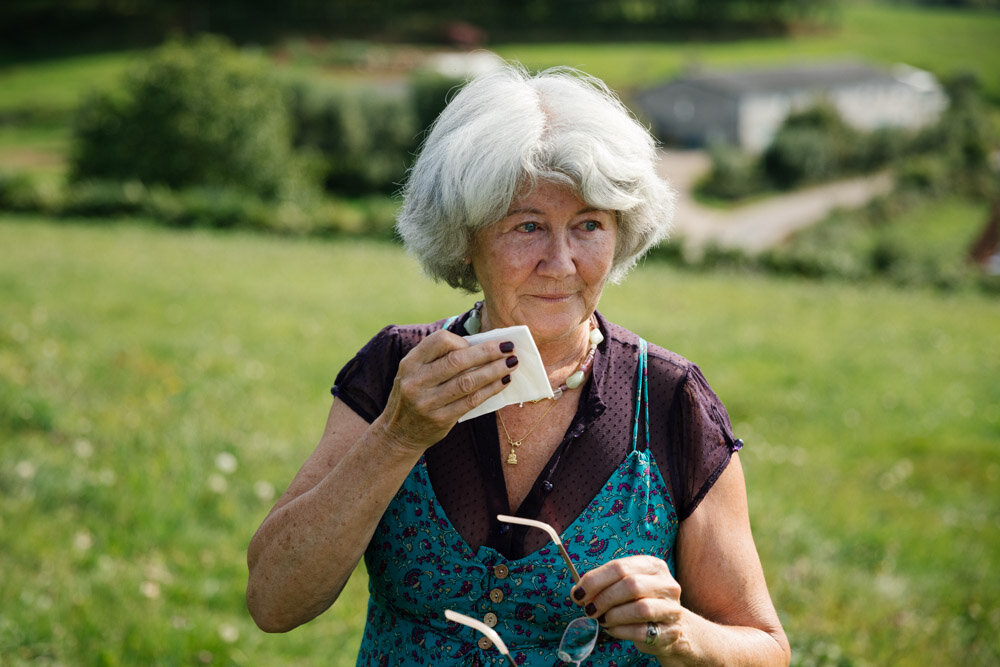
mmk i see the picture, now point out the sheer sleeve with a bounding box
[664,364,742,521]
[330,325,404,423]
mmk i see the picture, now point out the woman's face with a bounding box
[470,181,617,346]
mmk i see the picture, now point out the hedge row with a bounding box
[0,172,399,238]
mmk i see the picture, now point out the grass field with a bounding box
[1,215,997,665]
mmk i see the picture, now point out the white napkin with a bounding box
[457,325,553,422]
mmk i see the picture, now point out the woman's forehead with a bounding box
[507,181,603,215]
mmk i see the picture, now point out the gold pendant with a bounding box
[506,451,518,465]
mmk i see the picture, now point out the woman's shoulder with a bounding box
[599,315,698,378]
[359,318,455,354]
[332,317,455,419]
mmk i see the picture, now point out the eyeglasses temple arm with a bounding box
[555,542,582,584]
[444,610,517,665]
[497,514,582,584]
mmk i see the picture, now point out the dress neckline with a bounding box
[416,446,657,569]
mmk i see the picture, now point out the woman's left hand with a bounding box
[571,555,691,659]
[570,458,790,665]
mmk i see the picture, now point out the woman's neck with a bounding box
[478,303,594,383]
[534,322,594,381]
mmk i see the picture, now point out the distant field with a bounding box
[1,216,997,664]
[497,4,1000,96]
[1,2,996,196]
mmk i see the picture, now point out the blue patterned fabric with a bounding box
[356,343,678,666]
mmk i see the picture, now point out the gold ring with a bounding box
[645,621,658,646]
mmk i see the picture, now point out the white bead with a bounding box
[589,329,604,346]
[565,370,586,389]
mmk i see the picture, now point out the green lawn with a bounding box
[1,216,997,665]
[0,50,142,116]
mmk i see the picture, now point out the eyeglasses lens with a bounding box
[556,616,599,663]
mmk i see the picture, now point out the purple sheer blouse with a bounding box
[332,311,741,560]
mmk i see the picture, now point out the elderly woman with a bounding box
[247,64,789,665]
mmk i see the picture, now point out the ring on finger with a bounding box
[645,621,659,646]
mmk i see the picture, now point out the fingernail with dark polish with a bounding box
[572,587,586,601]
[597,614,606,625]
[505,356,518,368]
[499,341,515,353]
[501,375,511,385]
[585,603,597,617]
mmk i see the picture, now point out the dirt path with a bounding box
[656,150,894,255]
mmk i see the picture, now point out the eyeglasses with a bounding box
[447,515,600,666]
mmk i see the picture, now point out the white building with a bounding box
[634,61,948,153]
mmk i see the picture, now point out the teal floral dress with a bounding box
[332,316,740,666]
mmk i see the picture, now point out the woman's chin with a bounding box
[524,313,588,345]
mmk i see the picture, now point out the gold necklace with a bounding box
[497,401,557,465]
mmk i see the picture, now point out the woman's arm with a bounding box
[571,454,790,665]
[246,330,517,632]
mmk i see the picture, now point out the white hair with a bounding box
[396,62,675,292]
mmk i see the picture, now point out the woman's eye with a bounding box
[582,220,601,232]
[518,221,539,233]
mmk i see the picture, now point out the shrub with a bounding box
[148,186,272,229]
[764,126,837,188]
[854,127,909,172]
[70,36,313,199]
[896,155,952,198]
[59,180,148,217]
[698,139,767,201]
[288,78,417,194]
[0,171,57,212]
[410,70,465,140]
[762,105,859,188]
[46,176,398,237]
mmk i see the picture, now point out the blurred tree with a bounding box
[70,37,312,199]
[0,0,841,52]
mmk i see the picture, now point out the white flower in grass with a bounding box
[207,473,227,494]
[15,460,36,480]
[97,468,117,486]
[140,581,161,599]
[215,452,238,475]
[73,439,94,459]
[218,623,239,643]
[253,480,275,502]
[73,530,94,552]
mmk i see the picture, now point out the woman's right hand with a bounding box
[377,330,516,452]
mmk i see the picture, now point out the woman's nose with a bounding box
[538,234,575,278]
